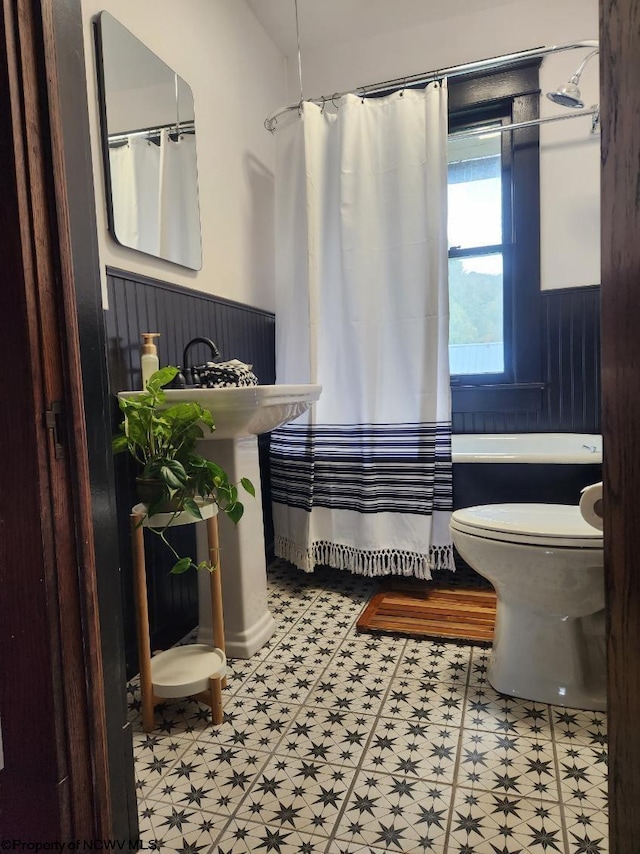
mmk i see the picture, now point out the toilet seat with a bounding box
[450,503,603,549]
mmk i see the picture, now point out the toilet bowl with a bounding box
[450,503,606,711]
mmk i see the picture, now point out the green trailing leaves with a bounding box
[112,434,129,454]
[113,366,255,575]
[170,557,193,575]
[183,497,203,520]
[147,365,179,392]
[225,502,244,525]
[241,477,256,497]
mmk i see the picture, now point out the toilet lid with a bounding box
[450,503,603,548]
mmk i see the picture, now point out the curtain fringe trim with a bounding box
[274,537,455,579]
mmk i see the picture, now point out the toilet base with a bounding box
[488,603,606,711]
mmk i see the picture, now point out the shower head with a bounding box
[546,48,599,109]
[546,79,584,108]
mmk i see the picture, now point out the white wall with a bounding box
[82,0,599,306]
[283,0,600,291]
[81,0,286,311]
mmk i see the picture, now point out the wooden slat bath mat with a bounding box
[356,581,497,644]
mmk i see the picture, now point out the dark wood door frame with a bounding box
[0,0,128,838]
[600,1,640,851]
[44,0,138,837]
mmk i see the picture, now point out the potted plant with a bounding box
[113,365,254,574]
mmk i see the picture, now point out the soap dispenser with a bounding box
[141,333,160,388]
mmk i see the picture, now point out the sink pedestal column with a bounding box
[195,436,276,658]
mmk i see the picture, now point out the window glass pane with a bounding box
[449,253,504,375]
[448,131,502,249]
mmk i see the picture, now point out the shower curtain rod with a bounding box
[264,39,599,132]
[108,119,195,145]
[451,107,600,140]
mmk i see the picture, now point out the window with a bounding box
[448,128,505,376]
[447,62,542,403]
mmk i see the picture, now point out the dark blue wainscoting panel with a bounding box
[452,285,600,434]
[106,269,275,392]
[541,285,601,433]
[104,268,276,678]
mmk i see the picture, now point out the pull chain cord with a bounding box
[295,0,304,113]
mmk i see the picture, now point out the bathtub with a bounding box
[451,433,602,509]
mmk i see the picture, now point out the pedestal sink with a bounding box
[161,385,321,440]
[119,384,321,658]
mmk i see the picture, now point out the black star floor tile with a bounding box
[338,632,407,652]
[129,565,608,854]
[305,667,392,716]
[377,676,467,726]
[133,731,190,763]
[145,742,269,821]
[467,648,492,689]
[138,797,225,851]
[134,737,195,801]
[332,636,405,676]
[361,716,460,784]
[464,687,553,740]
[297,597,369,624]
[333,769,451,852]
[551,709,608,745]
[234,754,353,838]
[266,635,341,667]
[397,639,471,686]
[564,805,609,853]
[556,743,608,812]
[456,730,560,801]
[177,696,300,754]
[234,660,324,704]
[275,706,375,768]
[213,817,327,853]
[447,789,566,854]
[223,658,262,692]
[327,842,401,853]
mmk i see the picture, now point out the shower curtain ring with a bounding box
[400,78,407,97]
[331,92,340,109]
[320,96,326,114]
[360,86,367,104]
[297,98,304,117]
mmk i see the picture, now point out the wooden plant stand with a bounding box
[130,501,227,732]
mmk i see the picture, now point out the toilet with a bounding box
[450,503,606,711]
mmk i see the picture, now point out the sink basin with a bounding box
[119,383,321,439]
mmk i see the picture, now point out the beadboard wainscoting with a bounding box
[452,285,601,434]
[104,268,276,677]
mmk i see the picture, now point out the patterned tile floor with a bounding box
[130,561,608,853]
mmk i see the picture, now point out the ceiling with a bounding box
[245,0,519,57]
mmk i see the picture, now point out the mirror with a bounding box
[95,12,202,270]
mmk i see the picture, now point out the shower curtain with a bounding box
[109,130,199,266]
[109,136,160,257]
[271,83,454,579]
